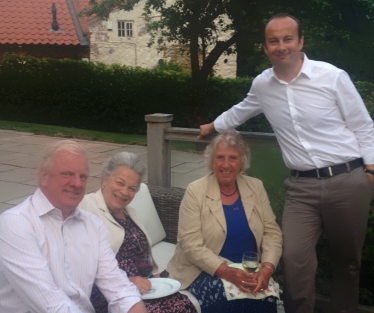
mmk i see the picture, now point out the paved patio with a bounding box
[0,129,210,215]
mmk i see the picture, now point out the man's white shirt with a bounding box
[0,188,142,313]
[215,54,374,170]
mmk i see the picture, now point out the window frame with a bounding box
[118,21,133,37]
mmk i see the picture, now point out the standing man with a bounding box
[199,13,374,313]
[0,140,147,313]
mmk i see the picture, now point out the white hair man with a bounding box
[0,140,146,313]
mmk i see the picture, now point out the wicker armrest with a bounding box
[148,185,185,245]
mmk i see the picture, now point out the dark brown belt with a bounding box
[291,158,364,178]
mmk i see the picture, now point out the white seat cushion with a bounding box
[151,241,176,272]
[128,184,201,313]
[127,183,166,245]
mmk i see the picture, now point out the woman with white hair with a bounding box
[168,130,283,312]
[80,152,197,313]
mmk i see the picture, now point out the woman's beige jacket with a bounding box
[167,173,282,289]
[79,189,158,272]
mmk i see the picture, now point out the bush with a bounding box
[0,54,255,134]
[2,54,373,135]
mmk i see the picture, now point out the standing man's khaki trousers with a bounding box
[282,167,373,313]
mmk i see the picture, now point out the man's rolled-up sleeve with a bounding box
[94,221,143,313]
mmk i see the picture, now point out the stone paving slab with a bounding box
[2,155,41,169]
[0,180,37,202]
[0,164,18,172]
[0,144,45,155]
[0,152,28,162]
[0,168,38,183]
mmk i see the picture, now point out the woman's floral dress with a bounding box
[90,215,197,313]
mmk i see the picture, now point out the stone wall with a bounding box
[89,0,237,78]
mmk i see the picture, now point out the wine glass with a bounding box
[135,254,155,294]
[135,254,153,277]
[242,251,259,274]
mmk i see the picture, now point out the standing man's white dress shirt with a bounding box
[215,54,374,169]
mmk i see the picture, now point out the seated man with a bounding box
[0,140,147,313]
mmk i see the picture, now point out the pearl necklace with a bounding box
[220,187,238,197]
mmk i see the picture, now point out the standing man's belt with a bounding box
[291,158,364,178]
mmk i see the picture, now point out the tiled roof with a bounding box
[0,0,89,45]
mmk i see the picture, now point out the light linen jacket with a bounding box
[167,173,282,289]
[80,189,158,271]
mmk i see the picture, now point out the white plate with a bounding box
[141,278,181,300]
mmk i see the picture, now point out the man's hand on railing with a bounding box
[198,122,215,139]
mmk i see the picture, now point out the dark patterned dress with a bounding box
[90,214,197,313]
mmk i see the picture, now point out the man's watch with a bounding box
[365,169,374,175]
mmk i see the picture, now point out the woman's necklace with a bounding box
[220,187,238,197]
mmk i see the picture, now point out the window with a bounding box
[118,21,133,37]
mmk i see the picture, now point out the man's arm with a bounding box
[335,71,374,188]
[198,82,262,139]
[197,122,215,139]
[0,213,82,312]
[93,220,146,313]
[128,301,147,313]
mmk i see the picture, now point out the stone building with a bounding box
[88,0,237,78]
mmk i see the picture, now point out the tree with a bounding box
[235,0,374,80]
[82,0,374,84]
[83,0,243,84]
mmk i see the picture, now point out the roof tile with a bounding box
[0,0,88,45]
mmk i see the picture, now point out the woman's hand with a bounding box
[215,264,256,293]
[129,276,151,294]
[249,266,273,295]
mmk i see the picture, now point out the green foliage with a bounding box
[355,81,374,117]
[0,54,254,133]
[1,54,373,136]
[154,60,185,73]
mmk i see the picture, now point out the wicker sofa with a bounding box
[127,183,201,312]
[147,185,185,245]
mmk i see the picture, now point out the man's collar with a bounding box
[299,53,312,78]
[32,188,84,221]
[269,53,311,81]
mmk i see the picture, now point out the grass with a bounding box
[0,120,147,145]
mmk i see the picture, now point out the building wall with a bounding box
[89,0,237,78]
